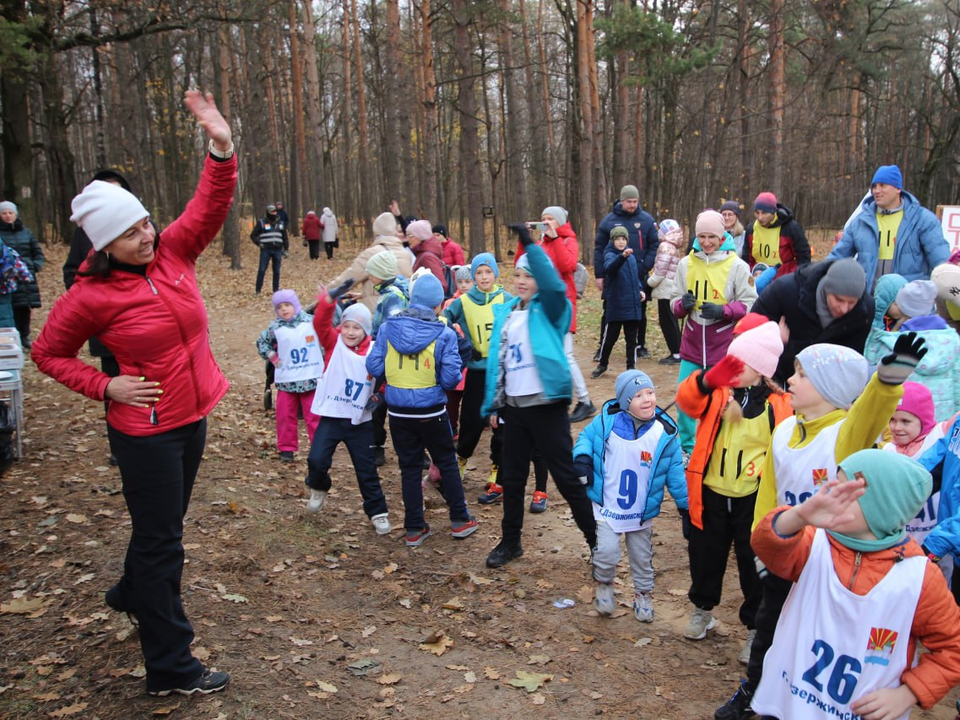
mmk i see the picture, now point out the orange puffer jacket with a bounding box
[675,369,793,529]
[753,511,960,710]
[32,155,237,436]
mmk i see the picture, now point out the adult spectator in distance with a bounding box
[274,201,290,228]
[594,184,658,361]
[327,211,413,312]
[320,206,338,260]
[828,164,950,287]
[302,210,322,260]
[742,192,810,292]
[32,90,236,698]
[433,224,465,267]
[719,201,746,259]
[751,258,874,385]
[251,204,288,295]
[0,201,44,348]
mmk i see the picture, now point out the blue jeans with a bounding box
[389,412,470,531]
[107,419,207,693]
[305,417,387,518]
[256,246,283,294]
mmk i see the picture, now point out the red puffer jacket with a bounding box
[515,223,580,332]
[32,155,238,436]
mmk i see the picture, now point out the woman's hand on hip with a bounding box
[105,375,163,408]
[184,90,232,151]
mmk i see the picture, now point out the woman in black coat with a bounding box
[0,201,44,347]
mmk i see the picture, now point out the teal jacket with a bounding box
[444,284,513,371]
[863,274,908,365]
[573,401,688,520]
[482,243,572,416]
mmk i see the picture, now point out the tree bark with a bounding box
[453,0,485,256]
[768,0,785,194]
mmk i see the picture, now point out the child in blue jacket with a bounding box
[366,273,477,547]
[574,370,688,622]
[593,226,645,378]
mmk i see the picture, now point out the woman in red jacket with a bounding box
[32,91,236,698]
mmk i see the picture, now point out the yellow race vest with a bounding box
[703,407,772,497]
[876,211,903,261]
[687,253,736,308]
[460,292,504,358]
[385,341,437,389]
[752,223,781,264]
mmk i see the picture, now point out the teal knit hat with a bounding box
[830,449,932,551]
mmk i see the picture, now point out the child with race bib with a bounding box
[671,210,756,456]
[751,450,960,720]
[305,279,391,535]
[366,273,478,547]
[444,253,513,503]
[675,317,792,662]
[257,289,323,462]
[573,370,687,623]
[715,336,926,720]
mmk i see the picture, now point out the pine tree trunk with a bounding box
[350,0,372,229]
[768,0,785,194]
[453,0,485,256]
[420,0,440,219]
[300,0,324,208]
[215,25,242,270]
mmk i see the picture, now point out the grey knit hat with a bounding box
[821,259,866,298]
[895,280,937,318]
[796,343,869,410]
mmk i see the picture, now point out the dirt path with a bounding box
[1,239,955,719]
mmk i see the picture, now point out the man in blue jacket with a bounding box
[827,165,949,288]
[594,184,659,360]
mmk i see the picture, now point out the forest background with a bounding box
[2,0,960,266]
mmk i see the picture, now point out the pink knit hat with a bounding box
[406,219,434,241]
[896,381,936,438]
[695,210,725,238]
[726,321,783,379]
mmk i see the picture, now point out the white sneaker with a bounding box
[739,628,757,664]
[684,606,716,640]
[594,582,615,616]
[307,489,327,513]
[371,513,392,535]
[633,592,654,623]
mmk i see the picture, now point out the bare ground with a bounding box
[1,237,956,719]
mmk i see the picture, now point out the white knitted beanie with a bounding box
[70,180,150,251]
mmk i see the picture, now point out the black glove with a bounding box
[680,292,697,313]
[364,392,381,411]
[508,223,535,247]
[328,278,355,300]
[679,508,692,540]
[573,455,593,485]
[470,348,483,362]
[877,331,927,385]
[698,302,725,320]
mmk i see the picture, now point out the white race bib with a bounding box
[310,336,374,424]
[594,424,664,533]
[273,321,324,384]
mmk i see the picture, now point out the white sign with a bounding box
[940,205,960,253]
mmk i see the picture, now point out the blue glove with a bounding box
[573,455,593,485]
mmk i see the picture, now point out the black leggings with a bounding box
[657,298,682,355]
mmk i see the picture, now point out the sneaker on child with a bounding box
[405,525,431,547]
[569,400,597,423]
[590,365,608,379]
[529,490,548,513]
[307,489,327,513]
[451,516,479,538]
[633,592,654,622]
[658,354,681,365]
[486,541,523,568]
[279,450,294,462]
[684,606,716,640]
[594,582,615,616]
[371,513,392,535]
[714,679,755,720]
[477,483,503,504]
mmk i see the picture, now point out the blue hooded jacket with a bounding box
[573,400,688,522]
[918,416,960,560]
[594,200,659,279]
[827,190,949,282]
[602,243,644,321]
[366,305,462,412]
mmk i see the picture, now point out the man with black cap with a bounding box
[828,164,949,286]
[752,258,875,384]
[594,184,658,361]
[251,204,289,295]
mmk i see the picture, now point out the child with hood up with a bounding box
[866,278,960,421]
[256,289,322,461]
[671,210,757,455]
[592,226,645,378]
